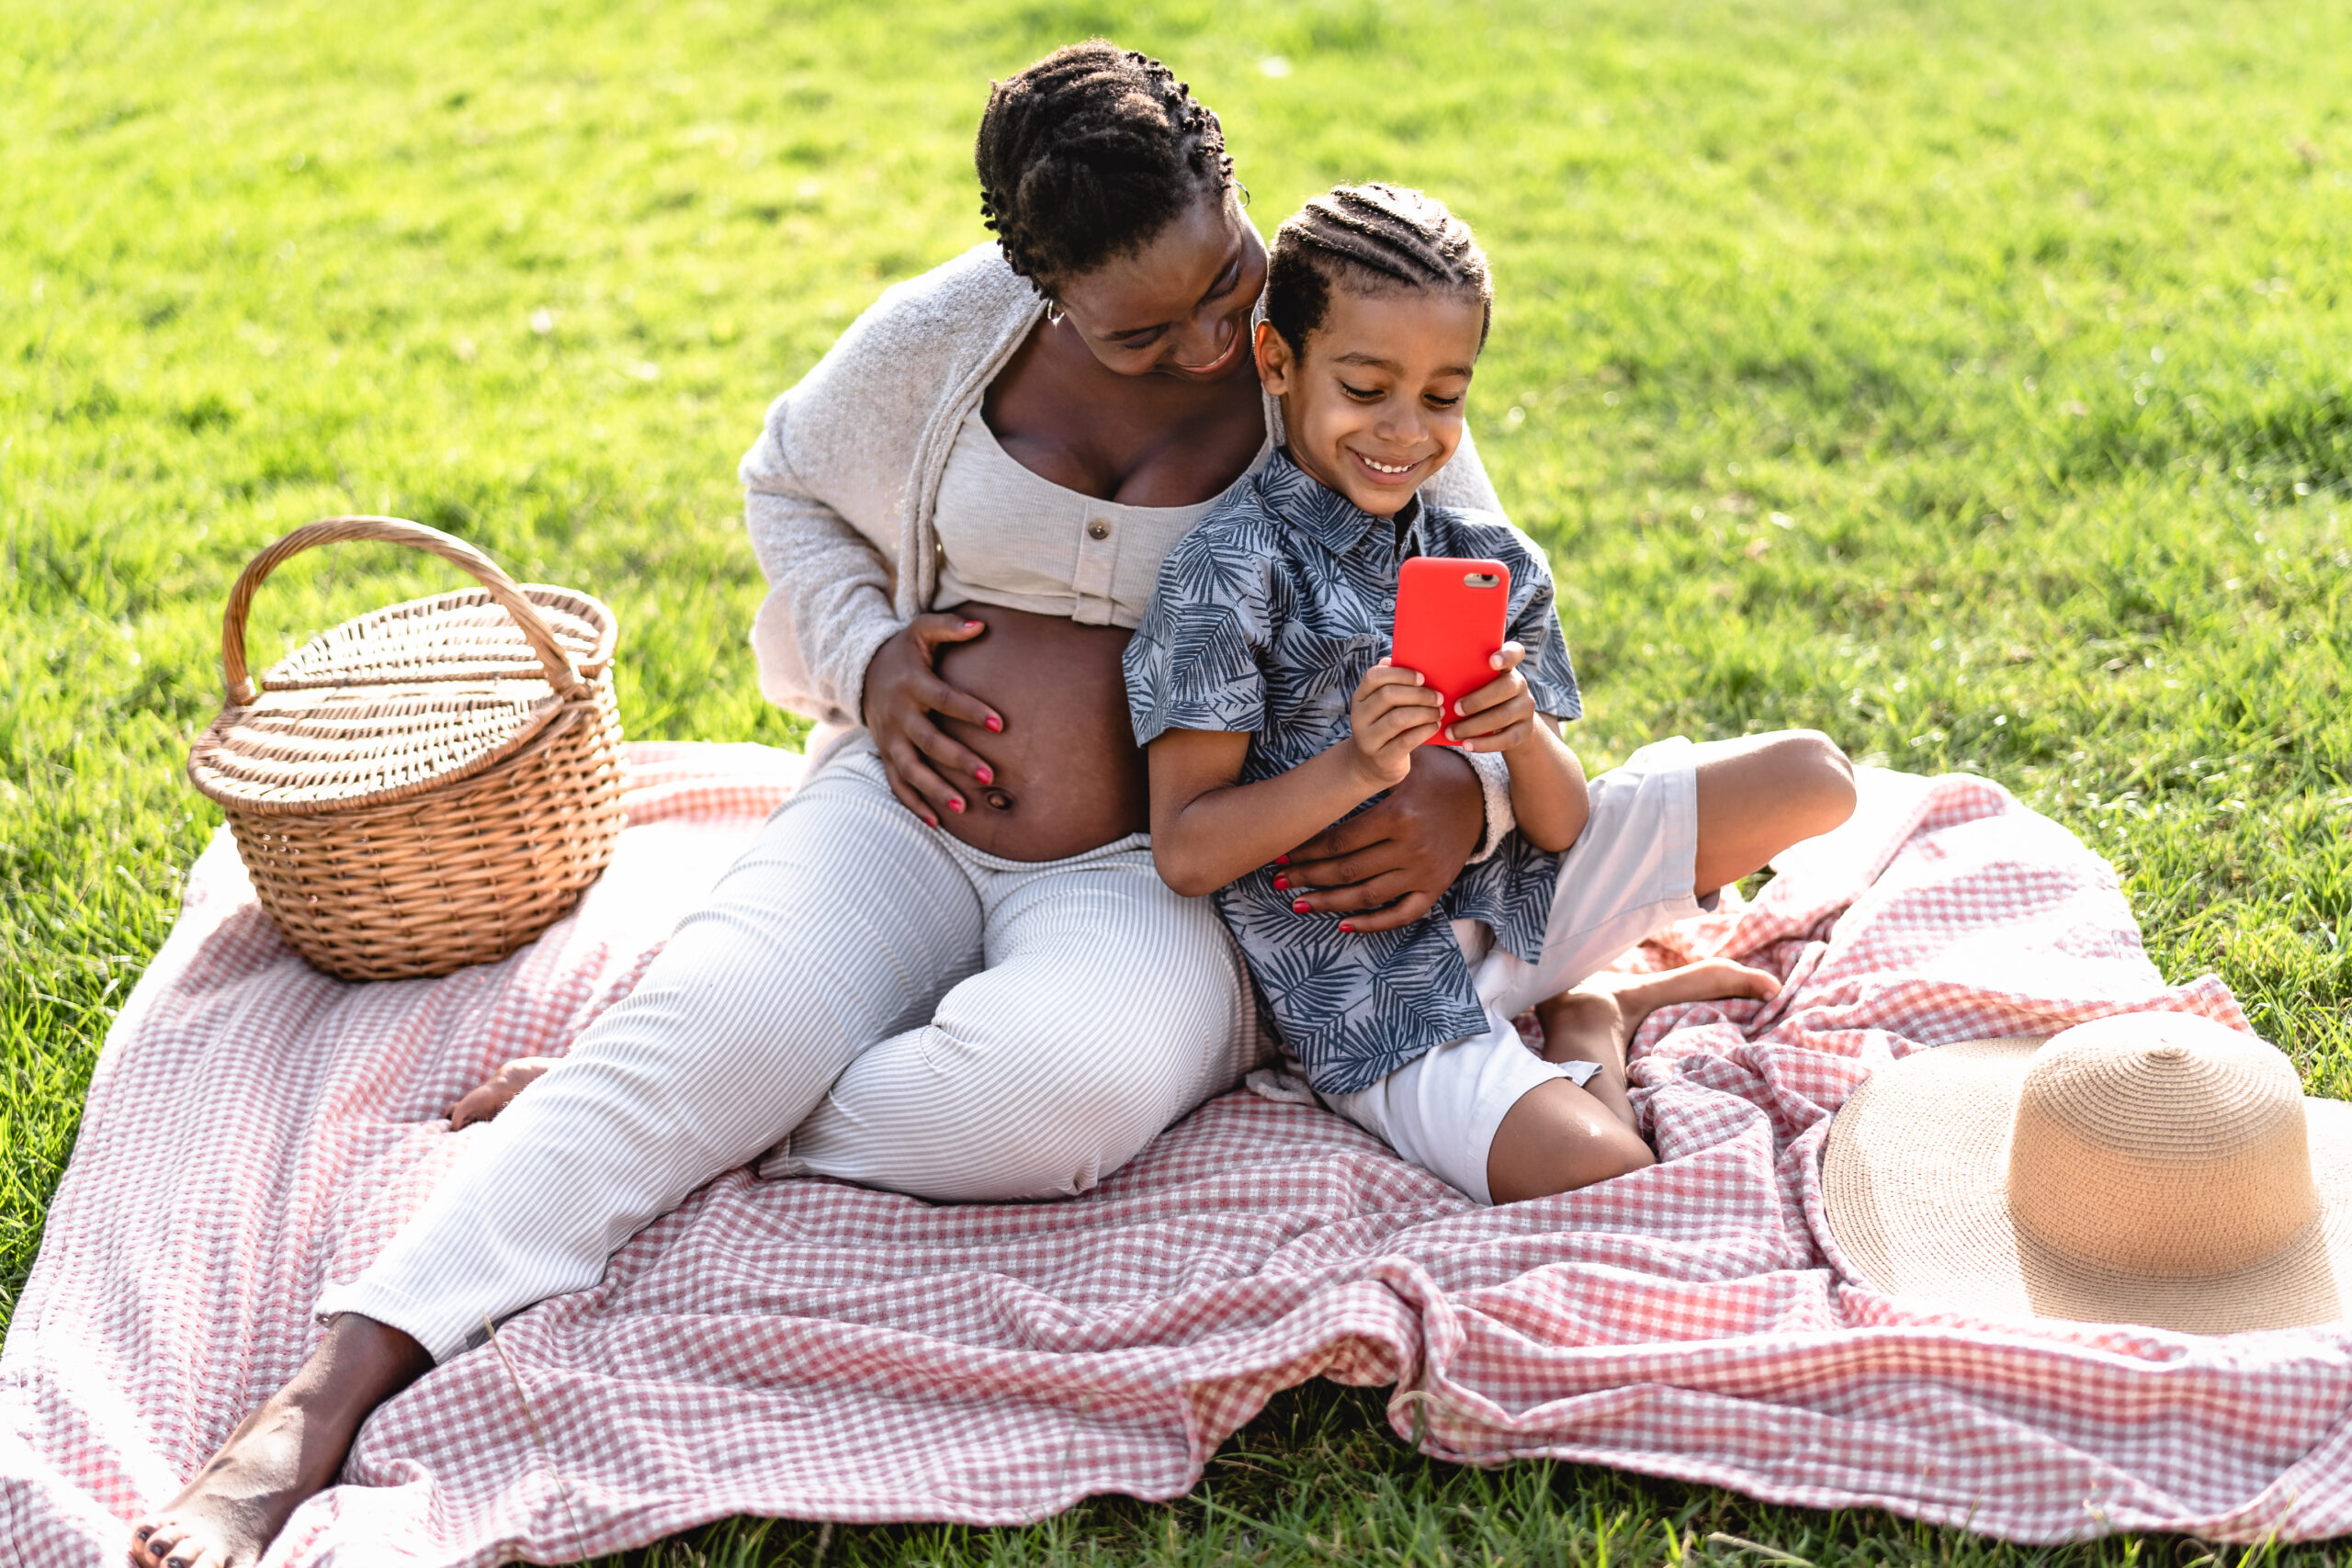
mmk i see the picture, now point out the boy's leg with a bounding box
[1485,728,1856,1017]
[1532,960,1780,1129]
[1475,729,1853,1144]
[1321,1011,1650,1205]
[1690,728,1857,896]
[1485,1074,1656,1203]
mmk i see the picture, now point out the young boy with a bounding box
[1125,183,1847,1205]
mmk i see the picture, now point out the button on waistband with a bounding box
[1086,518,1112,541]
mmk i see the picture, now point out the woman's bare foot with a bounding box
[448,1055,560,1130]
[1533,957,1780,1129]
[129,1315,431,1568]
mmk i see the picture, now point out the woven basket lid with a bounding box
[188,518,619,817]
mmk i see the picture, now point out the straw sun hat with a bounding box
[1822,1012,2352,1335]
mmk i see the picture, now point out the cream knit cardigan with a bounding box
[740,242,1508,761]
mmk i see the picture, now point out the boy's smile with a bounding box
[1255,287,1487,517]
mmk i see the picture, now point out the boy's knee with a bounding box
[1777,728,1857,830]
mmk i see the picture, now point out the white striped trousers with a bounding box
[316,744,1261,1362]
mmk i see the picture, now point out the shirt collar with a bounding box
[1256,446,1420,559]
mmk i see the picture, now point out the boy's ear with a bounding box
[1254,320,1296,394]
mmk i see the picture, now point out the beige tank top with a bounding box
[932,407,1272,628]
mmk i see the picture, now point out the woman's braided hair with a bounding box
[1265,183,1492,355]
[976,41,1237,291]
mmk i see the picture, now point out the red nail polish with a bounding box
[1272,874,1290,891]
[964,620,984,631]
[1339,922,1355,933]
[1275,854,1291,866]
[947,797,965,814]
[1292,899,1310,915]
[975,765,993,785]
[925,815,938,828]
[984,715,1003,733]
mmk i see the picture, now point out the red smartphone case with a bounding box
[1391,557,1510,747]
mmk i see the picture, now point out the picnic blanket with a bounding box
[6,742,2343,1567]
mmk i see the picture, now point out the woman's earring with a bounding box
[1044,299,1065,324]
[1235,182,1251,209]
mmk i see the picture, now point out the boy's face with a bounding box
[1256,285,1484,518]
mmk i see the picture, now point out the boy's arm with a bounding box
[1499,723,1589,852]
[1148,664,1445,897]
[1447,643,1590,853]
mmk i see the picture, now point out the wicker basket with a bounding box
[187,516,628,981]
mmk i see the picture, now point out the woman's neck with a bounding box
[979,316,1268,507]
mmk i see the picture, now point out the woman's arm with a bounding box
[741,401,906,729]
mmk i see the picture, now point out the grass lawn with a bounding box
[5,0,2349,1561]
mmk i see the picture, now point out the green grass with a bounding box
[5,0,2349,1561]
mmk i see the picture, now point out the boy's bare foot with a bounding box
[1533,957,1780,1129]
[448,1055,560,1130]
[129,1315,431,1568]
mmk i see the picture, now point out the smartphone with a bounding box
[1391,557,1510,747]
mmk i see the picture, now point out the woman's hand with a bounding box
[1275,744,1483,932]
[1448,643,1541,751]
[861,613,1006,827]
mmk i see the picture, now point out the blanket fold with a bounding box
[6,746,2326,1568]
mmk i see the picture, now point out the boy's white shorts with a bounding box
[1319,737,1703,1203]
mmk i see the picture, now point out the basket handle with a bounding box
[220,515,583,705]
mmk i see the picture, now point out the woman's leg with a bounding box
[130,754,985,1568]
[778,843,1258,1201]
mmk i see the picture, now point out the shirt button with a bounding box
[1086,518,1112,541]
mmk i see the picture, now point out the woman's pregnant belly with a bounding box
[928,602,1152,862]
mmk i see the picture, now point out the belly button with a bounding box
[983,787,1016,811]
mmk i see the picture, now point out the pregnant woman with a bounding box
[130,43,1842,1568]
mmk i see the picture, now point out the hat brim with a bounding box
[1822,1037,2352,1335]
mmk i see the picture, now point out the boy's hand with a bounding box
[1347,660,1444,787]
[1450,642,1545,751]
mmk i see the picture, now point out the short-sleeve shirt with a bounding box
[1125,447,1581,1095]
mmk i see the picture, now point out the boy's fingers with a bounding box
[1454,667,1529,716]
[1359,682,1443,717]
[1449,695,1535,740]
[1357,662,1429,693]
[1337,889,1438,932]
[1458,722,1535,753]
[1486,640,1527,672]
[1365,702,1443,740]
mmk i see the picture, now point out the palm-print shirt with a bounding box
[1125,446,1582,1095]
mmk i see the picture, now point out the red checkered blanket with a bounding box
[6,743,2333,1566]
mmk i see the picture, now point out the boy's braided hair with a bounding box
[975,41,1237,292]
[1265,183,1492,355]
